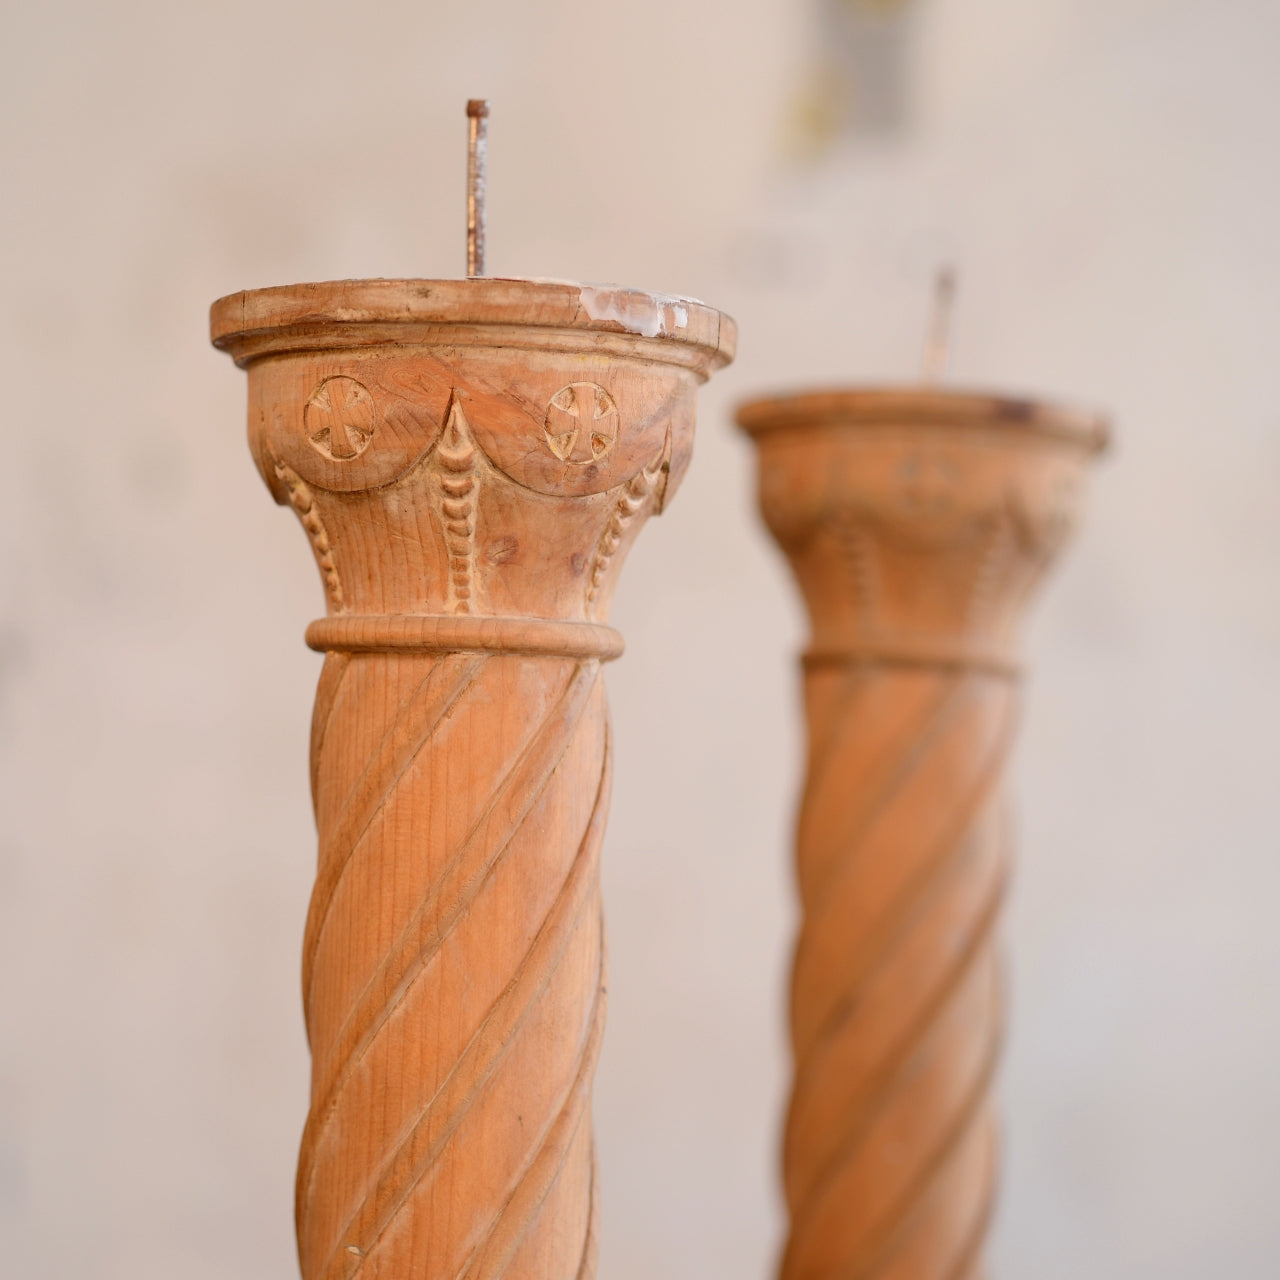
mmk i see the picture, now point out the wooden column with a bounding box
[212,279,734,1280]
[736,390,1106,1280]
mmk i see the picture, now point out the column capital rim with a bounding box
[735,385,1110,452]
[210,277,736,378]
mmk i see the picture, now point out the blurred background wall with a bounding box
[2,1,1279,1276]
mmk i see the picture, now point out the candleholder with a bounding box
[212,276,734,1278]
[736,388,1106,1280]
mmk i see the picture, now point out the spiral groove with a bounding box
[297,649,611,1280]
[782,662,1017,1280]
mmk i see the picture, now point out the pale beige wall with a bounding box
[2,1,1279,1276]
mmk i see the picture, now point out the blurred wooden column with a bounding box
[737,390,1106,1280]
[212,279,734,1280]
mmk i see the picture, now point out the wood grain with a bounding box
[213,278,735,1280]
[737,388,1106,1280]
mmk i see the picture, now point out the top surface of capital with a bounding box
[210,277,736,377]
[736,386,1109,670]
[210,277,735,631]
[736,386,1108,450]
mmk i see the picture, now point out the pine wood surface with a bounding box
[213,278,735,1280]
[737,388,1107,1280]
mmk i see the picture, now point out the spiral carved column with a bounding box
[213,279,734,1280]
[737,391,1106,1280]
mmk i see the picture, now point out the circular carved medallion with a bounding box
[544,383,618,465]
[305,377,376,460]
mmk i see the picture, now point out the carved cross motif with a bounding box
[897,452,959,512]
[544,382,619,464]
[304,376,376,460]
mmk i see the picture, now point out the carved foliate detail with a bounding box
[830,514,879,629]
[435,397,480,615]
[962,517,1020,635]
[585,429,669,616]
[275,460,345,611]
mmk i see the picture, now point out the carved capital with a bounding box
[214,278,735,645]
[738,389,1107,673]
